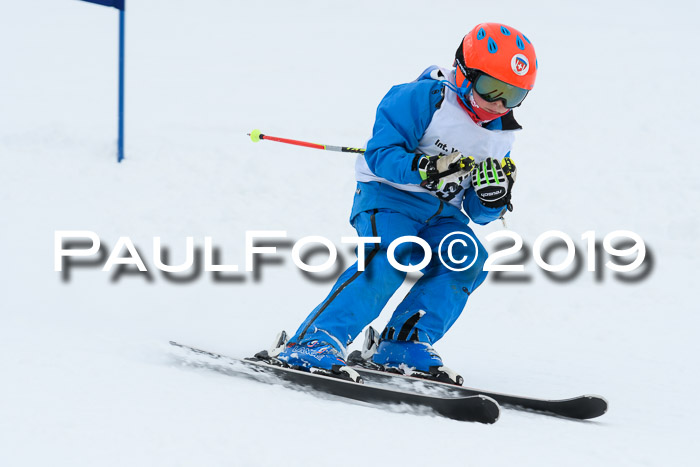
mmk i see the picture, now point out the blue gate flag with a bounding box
[80,0,125,10]
[79,0,126,162]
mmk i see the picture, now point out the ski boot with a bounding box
[349,327,464,385]
[257,329,362,383]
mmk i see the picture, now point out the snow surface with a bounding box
[2,0,699,465]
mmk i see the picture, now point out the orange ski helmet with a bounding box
[455,23,537,91]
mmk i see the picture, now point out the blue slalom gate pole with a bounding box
[79,0,126,162]
[117,7,125,162]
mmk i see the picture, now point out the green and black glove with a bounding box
[471,157,517,210]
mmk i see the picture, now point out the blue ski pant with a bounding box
[291,209,489,349]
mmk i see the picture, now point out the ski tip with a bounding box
[481,395,501,424]
[249,129,262,142]
[584,394,609,417]
[554,394,609,420]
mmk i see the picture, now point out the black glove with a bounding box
[471,157,517,210]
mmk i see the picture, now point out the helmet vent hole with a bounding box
[516,35,525,51]
[523,34,531,44]
[477,28,486,40]
[500,26,511,36]
[487,37,498,53]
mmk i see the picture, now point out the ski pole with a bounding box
[247,129,365,154]
[248,129,510,226]
[248,129,466,181]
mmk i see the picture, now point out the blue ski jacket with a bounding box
[351,66,521,227]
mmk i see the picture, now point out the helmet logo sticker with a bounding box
[511,54,529,75]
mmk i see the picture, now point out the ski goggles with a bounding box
[473,73,529,109]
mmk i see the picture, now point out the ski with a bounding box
[347,356,607,420]
[169,341,500,424]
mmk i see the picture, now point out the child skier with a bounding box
[275,23,537,384]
